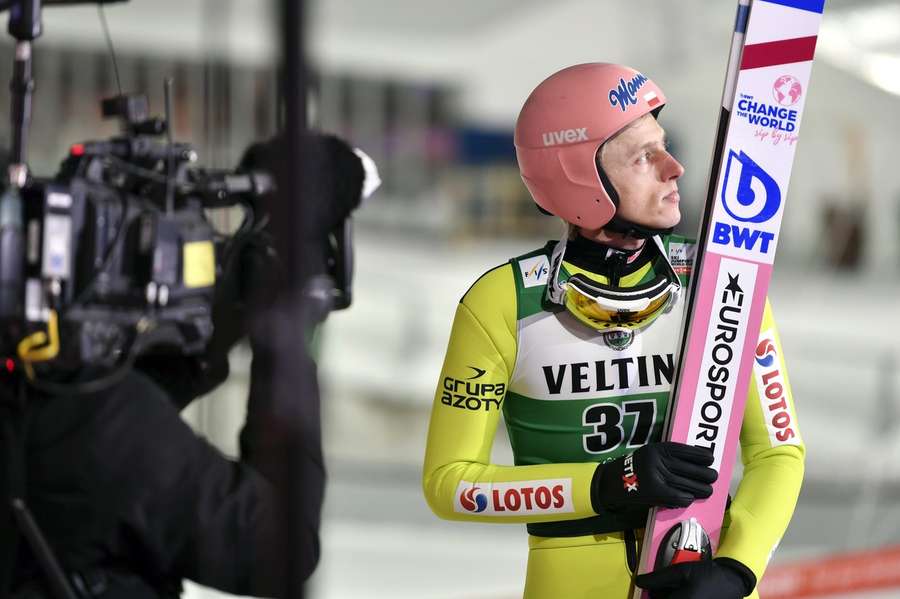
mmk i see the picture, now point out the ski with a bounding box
[633,1,824,596]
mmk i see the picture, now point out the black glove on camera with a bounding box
[635,557,756,599]
[591,442,717,512]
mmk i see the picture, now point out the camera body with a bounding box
[0,94,271,375]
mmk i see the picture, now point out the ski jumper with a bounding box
[423,235,804,598]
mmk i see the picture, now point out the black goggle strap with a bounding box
[567,273,674,309]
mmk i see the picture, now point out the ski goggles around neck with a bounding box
[564,271,679,332]
[548,236,682,333]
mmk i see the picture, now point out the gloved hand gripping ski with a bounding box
[635,557,756,599]
[591,442,717,512]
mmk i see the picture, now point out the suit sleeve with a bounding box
[717,298,805,584]
[422,264,597,524]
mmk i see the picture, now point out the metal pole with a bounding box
[253,0,321,597]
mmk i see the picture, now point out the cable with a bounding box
[98,4,123,96]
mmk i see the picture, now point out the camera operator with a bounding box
[0,132,377,599]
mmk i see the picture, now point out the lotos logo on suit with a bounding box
[459,487,488,513]
[753,330,800,446]
[454,479,574,516]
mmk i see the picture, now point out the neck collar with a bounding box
[547,235,677,305]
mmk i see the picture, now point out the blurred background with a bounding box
[2,0,900,597]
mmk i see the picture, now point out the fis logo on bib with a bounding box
[753,331,800,446]
[519,255,550,288]
[455,479,574,516]
[711,150,781,260]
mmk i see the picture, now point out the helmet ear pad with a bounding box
[519,142,616,230]
[557,143,617,229]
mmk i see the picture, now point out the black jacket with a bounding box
[0,361,319,598]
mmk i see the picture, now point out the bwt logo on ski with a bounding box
[454,479,574,516]
[694,273,746,455]
[441,367,505,412]
[753,332,799,445]
[735,92,799,132]
[608,73,649,112]
[711,150,781,255]
[542,127,588,147]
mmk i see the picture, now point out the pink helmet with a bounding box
[514,63,666,229]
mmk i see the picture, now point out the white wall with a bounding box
[25,0,900,270]
[311,0,900,270]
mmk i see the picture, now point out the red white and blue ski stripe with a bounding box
[742,0,821,69]
[763,0,824,14]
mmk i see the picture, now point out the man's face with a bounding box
[596,114,684,231]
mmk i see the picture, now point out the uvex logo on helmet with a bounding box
[542,127,589,147]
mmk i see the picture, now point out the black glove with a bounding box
[208,225,279,357]
[591,442,717,511]
[635,557,756,599]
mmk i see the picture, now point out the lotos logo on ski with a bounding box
[772,75,803,107]
[441,368,506,412]
[453,479,575,516]
[735,92,799,132]
[459,486,488,513]
[687,258,757,471]
[608,73,649,112]
[622,452,638,493]
[753,330,801,447]
[710,150,782,262]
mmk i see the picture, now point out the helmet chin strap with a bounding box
[595,157,674,240]
[602,214,674,240]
